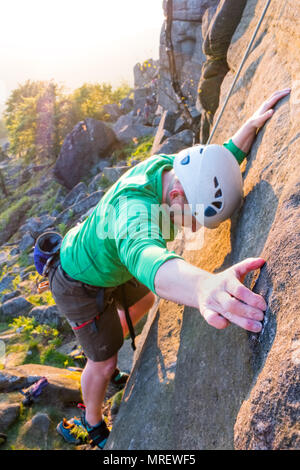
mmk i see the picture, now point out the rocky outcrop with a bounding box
[197,0,248,142]
[0,198,31,247]
[1,297,33,319]
[107,0,300,450]
[158,0,219,112]
[113,114,156,144]
[54,118,118,189]
[0,402,20,432]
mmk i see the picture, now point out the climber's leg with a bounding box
[117,291,156,338]
[81,354,118,426]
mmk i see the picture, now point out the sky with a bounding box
[0,0,165,114]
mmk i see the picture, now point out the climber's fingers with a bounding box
[220,310,263,333]
[259,88,291,115]
[199,258,267,333]
[226,276,267,311]
[230,257,265,284]
[250,89,291,130]
[201,307,230,330]
[215,291,264,333]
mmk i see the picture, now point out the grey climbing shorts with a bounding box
[48,263,150,362]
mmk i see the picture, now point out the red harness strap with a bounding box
[72,315,100,331]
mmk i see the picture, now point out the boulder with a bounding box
[0,252,8,267]
[0,275,14,294]
[151,111,179,155]
[55,190,104,226]
[120,97,134,115]
[19,232,35,252]
[0,198,31,246]
[0,402,20,432]
[20,412,51,448]
[151,130,193,156]
[103,103,122,122]
[174,129,194,147]
[0,370,38,393]
[1,296,33,318]
[88,173,103,193]
[21,214,56,239]
[28,305,63,328]
[133,87,152,115]
[0,365,81,413]
[134,58,159,89]
[102,166,128,185]
[113,114,156,144]
[54,118,118,189]
[62,182,88,208]
[1,290,21,304]
[3,364,82,406]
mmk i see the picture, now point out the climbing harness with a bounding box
[121,283,136,351]
[207,0,272,144]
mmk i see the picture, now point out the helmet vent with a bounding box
[205,206,217,217]
[212,201,222,209]
[181,155,190,165]
[204,177,224,217]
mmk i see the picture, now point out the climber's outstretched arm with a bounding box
[231,88,291,154]
[154,257,267,333]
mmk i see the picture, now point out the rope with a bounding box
[206,0,272,145]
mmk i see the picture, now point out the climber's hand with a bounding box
[198,257,267,332]
[247,88,291,131]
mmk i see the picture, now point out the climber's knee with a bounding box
[85,354,118,381]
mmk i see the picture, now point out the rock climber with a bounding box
[47,88,290,448]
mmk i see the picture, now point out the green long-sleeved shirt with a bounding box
[60,139,246,293]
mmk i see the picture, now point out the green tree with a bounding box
[4,79,131,161]
[4,80,48,159]
[71,81,131,122]
[0,119,7,139]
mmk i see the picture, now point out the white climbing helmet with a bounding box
[173,144,244,229]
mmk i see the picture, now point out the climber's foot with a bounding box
[56,416,86,445]
[81,411,110,450]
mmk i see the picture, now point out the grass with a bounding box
[18,251,30,268]
[0,196,30,232]
[2,402,80,450]
[130,135,155,163]
[0,321,10,333]
[7,316,74,369]
[111,135,154,165]
[27,291,56,306]
[57,222,68,236]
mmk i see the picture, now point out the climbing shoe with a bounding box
[110,368,129,389]
[80,411,110,449]
[56,416,87,445]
